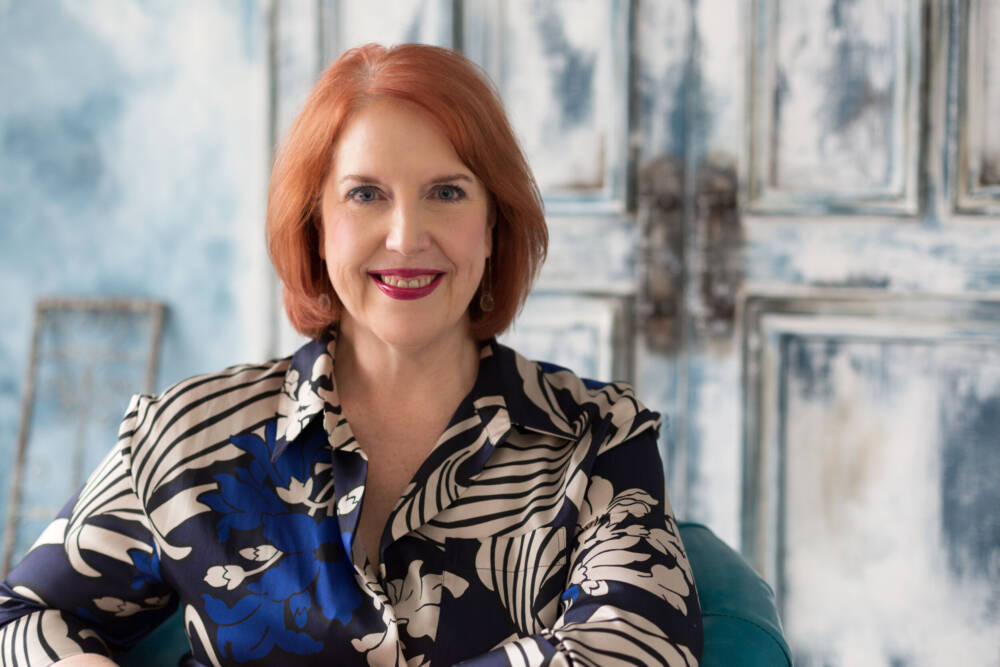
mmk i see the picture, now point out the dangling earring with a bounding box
[479,257,494,312]
[318,292,332,310]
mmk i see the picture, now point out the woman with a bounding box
[0,44,702,666]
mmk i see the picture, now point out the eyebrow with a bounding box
[338,173,474,185]
[339,174,383,185]
[428,173,474,184]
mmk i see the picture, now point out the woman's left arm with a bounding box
[0,396,178,665]
[457,423,703,667]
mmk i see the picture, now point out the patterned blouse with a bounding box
[0,330,702,666]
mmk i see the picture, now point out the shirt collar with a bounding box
[475,339,579,441]
[271,329,577,462]
[272,331,337,461]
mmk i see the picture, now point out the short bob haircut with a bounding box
[266,43,548,341]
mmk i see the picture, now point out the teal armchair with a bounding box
[679,522,792,666]
[121,522,791,666]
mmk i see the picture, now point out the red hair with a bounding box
[266,43,547,340]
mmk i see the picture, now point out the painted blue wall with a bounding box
[0,1,270,527]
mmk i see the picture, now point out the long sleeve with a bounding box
[455,425,702,666]
[0,399,177,665]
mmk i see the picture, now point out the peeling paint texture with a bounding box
[774,0,901,191]
[783,337,1000,665]
[0,1,268,535]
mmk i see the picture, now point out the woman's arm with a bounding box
[457,423,703,666]
[0,401,177,665]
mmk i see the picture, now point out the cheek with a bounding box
[448,213,492,267]
[448,235,488,275]
[322,217,372,270]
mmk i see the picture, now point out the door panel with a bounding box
[463,0,630,214]
[748,0,922,213]
[682,0,1000,662]
[743,294,1000,664]
[502,294,630,381]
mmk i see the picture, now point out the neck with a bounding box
[333,320,482,409]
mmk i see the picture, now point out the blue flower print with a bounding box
[197,419,363,661]
[199,419,332,540]
[202,591,322,661]
[249,512,361,625]
[128,547,162,591]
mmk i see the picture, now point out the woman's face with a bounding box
[319,98,492,351]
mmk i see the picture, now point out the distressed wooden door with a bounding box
[271,1,1000,663]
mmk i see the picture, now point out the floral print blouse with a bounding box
[0,330,702,665]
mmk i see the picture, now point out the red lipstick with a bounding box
[369,270,444,300]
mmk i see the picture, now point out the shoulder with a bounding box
[118,356,291,464]
[536,359,655,428]
[492,341,662,446]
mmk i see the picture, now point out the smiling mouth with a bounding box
[374,273,442,289]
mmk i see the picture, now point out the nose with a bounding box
[384,199,431,255]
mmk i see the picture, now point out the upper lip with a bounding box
[370,268,444,278]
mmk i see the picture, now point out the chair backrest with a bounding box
[678,521,792,666]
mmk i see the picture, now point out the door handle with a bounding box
[695,157,742,338]
[637,155,684,352]
[638,155,742,351]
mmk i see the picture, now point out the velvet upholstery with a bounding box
[679,522,792,666]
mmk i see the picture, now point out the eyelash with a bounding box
[431,184,466,202]
[346,186,382,203]
[345,184,467,203]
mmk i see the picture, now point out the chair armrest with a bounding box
[678,521,792,666]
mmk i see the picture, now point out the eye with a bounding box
[347,185,381,203]
[432,184,466,202]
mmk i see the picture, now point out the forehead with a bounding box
[330,98,469,176]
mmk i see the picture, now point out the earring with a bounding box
[318,293,332,310]
[479,257,494,312]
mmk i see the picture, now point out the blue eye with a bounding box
[433,185,466,201]
[347,186,380,203]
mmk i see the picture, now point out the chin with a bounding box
[371,315,471,350]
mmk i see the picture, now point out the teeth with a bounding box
[380,274,437,288]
